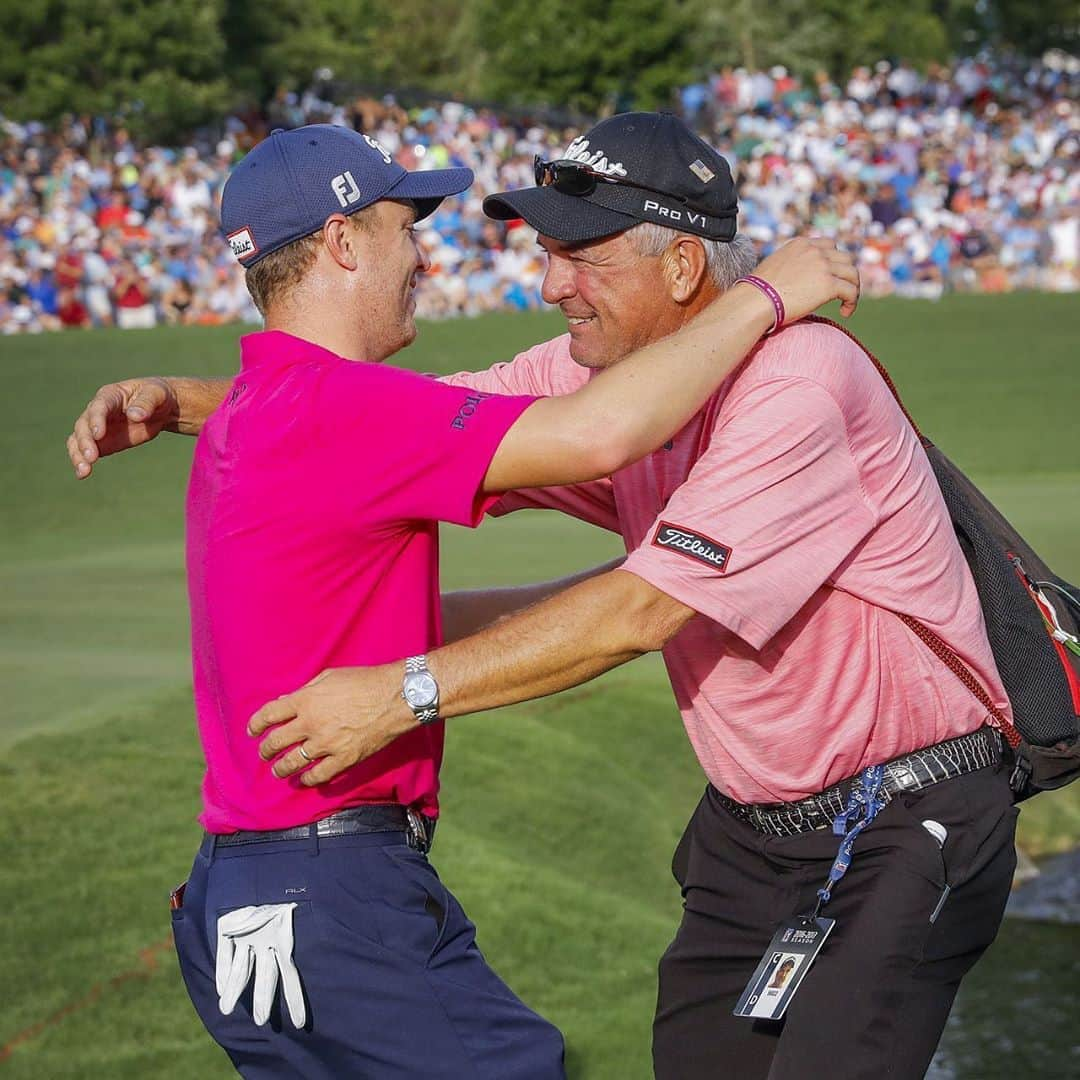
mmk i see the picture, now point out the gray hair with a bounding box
[626,222,759,291]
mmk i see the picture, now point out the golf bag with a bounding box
[807,316,1080,801]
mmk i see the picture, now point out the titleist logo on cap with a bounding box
[653,521,732,571]
[227,227,258,261]
[561,136,628,177]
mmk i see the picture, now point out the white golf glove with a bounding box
[215,903,306,1028]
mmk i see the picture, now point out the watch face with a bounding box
[404,672,438,709]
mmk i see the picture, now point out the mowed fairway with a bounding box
[1,294,1078,1078]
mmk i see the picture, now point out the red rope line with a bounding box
[0,936,174,1061]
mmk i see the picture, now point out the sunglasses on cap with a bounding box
[534,155,690,204]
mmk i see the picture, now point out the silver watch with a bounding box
[402,655,440,724]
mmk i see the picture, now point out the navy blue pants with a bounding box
[171,830,566,1078]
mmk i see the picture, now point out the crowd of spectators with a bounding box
[682,53,1077,299]
[1,51,1076,334]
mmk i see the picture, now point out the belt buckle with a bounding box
[406,808,430,854]
[889,762,920,791]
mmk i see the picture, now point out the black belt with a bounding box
[716,727,1001,838]
[210,804,435,853]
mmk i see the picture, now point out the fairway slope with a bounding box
[2,296,1078,1077]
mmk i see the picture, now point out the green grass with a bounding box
[1,294,1078,1077]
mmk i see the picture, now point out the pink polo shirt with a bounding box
[447,323,1011,803]
[187,330,535,832]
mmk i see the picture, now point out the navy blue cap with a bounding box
[221,124,473,266]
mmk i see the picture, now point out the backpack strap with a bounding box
[896,613,1021,749]
[803,315,1023,750]
[803,315,928,443]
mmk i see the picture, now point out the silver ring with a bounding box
[298,744,313,763]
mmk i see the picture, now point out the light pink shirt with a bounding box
[187,331,535,832]
[447,324,1011,803]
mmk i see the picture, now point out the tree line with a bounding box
[0,0,1073,140]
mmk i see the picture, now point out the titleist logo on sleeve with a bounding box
[652,521,732,571]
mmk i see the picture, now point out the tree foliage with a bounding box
[0,0,1071,139]
[687,0,836,76]
[220,0,386,103]
[988,0,1078,55]
[0,0,230,138]
[809,0,950,77]
[461,0,696,112]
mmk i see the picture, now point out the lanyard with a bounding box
[811,764,886,918]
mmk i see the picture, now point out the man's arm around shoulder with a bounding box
[68,376,230,477]
[65,335,576,479]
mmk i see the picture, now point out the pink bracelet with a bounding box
[734,275,785,335]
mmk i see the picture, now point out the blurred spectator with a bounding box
[160,277,195,324]
[701,51,1077,304]
[82,244,115,327]
[57,287,91,329]
[0,49,1076,335]
[25,266,59,327]
[112,259,155,329]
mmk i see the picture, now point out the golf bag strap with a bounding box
[897,613,1022,749]
[803,315,1024,750]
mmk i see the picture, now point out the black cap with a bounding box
[483,112,738,244]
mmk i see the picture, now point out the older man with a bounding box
[69,118,856,1079]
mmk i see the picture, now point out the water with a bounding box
[928,850,1080,1079]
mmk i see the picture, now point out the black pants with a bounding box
[653,766,1017,1080]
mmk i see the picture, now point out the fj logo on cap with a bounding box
[226,227,258,261]
[689,159,716,183]
[331,170,361,208]
[653,521,732,571]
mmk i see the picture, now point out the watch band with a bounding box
[403,655,440,725]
